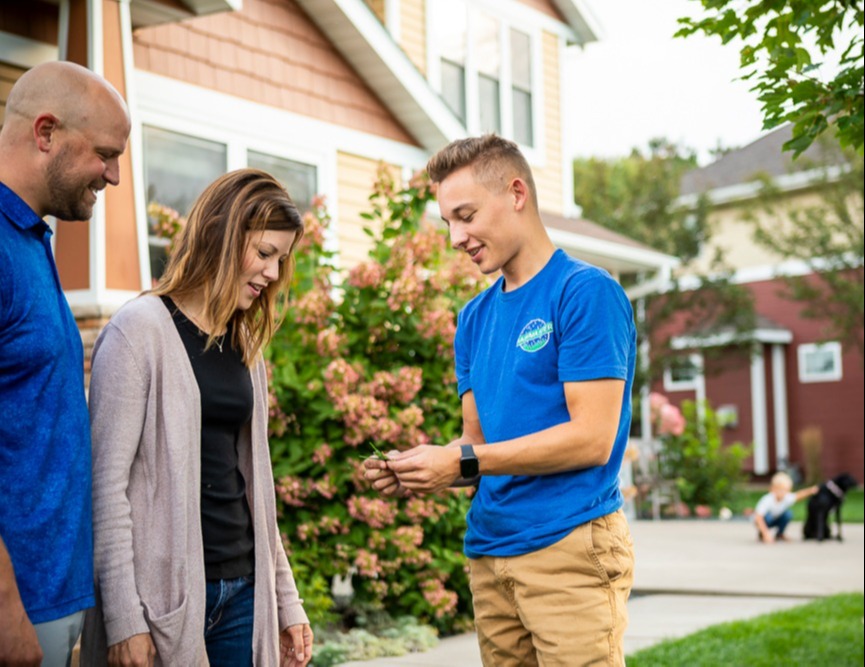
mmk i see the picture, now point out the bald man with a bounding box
[0,61,130,666]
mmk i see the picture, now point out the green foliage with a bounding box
[573,139,705,261]
[750,147,864,358]
[659,400,750,510]
[628,592,864,666]
[312,616,439,667]
[677,1,865,157]
[572,140,757,385]
[266,168,486,633]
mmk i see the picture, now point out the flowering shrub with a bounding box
[147,201,186,251]
[266,167,486,632]
[653,396,750,511]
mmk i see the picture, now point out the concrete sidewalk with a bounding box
[337,520,864,666]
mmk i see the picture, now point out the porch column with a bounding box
[750,344,769,474]
[771,343,790,469]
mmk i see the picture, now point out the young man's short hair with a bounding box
[426,134,537,206]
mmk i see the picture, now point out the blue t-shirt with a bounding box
[455,249,636,558]
[0,182,94,623]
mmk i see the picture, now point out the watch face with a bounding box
[461,445,479,478]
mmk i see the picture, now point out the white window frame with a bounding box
[425,0,545,163]
[798,342,843,383]
[663,353,704,392]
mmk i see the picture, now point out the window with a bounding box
[663,354,703,392]
[437,0,467,122]
[429,1,537,147]
[477,13,501,134]
[143,126,226,282]
[248,151,317,214]
[510,28,533,146]
[798,342,842,383]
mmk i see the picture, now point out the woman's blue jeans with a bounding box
[204,575,255,667]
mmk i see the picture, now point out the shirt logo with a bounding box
[516,318,553,352]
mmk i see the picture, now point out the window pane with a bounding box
[441,59,466,122]
[248,151,317,214]
[510,29,531,89]
[435,0,467,64]
[805,349,835,374]
[669,356,700,383]
[143,126,226,281]
[476,13,500,77]
[479,74,501,134]
[512,87,533,146]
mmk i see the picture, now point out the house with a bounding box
[1,0,676,367]
[662,126,863,481]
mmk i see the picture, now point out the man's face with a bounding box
[44,96,130,221]
[437,165,521,276]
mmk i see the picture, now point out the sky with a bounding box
[564,0,768,165]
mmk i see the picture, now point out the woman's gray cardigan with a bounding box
[81,295,307,665]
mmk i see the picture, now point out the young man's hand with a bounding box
[384,445,462,495]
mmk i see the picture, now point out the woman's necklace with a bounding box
[175,297,226,353]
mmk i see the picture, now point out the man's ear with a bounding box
[510,177,529,212]
[33,113,60,152]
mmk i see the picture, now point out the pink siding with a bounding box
[132,0,417,145]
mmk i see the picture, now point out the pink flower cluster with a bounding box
[316,328,347,357]
[649,392,686,436]
[354,548,381,578]
[292,280,334,328]
[420,578,459,618]
[311,442,333,466]
[404,497,449,523]
[276,475,307,508]
[347,495,397,529]
[347,261,386,289]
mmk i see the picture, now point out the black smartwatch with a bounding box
[460,444,479,479]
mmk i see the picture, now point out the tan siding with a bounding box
[0,62,26,129]
[516,0,565,22]
[687,190,838,276]
[336,152,400,268]
[533,31,563,215]
[132,0,418,145]
[364,0,386,23]
[399,0,426,75]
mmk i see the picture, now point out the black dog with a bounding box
[802,472,859,542]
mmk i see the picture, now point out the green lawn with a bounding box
[627,593,864,667]
[729,488,864,523]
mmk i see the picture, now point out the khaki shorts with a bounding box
[469,509,634,667]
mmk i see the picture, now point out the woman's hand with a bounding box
[107,633,156,667]
[280,623,313,666]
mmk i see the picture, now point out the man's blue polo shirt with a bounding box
[0,182,94,623]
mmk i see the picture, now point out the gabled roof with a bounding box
[293,0,599,152]
[680,124,849,198]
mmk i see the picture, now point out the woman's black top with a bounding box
[163,296,255,580]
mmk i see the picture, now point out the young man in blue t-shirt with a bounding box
[0,62,130,665]
[365,135,637,665]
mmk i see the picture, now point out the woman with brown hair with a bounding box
[81,169,313,666]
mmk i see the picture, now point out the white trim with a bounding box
[0,31,59,68]
[67,288,138,316]
[58,1,70,61]
[119,0,149,292]
[771,343,789,468]
[385,0,401,43]
[677,164,849,209]
[751,346,769,474]
[546,227,680,272]
[294,0,463,150]
[663,352,703,393]
[135,71,430,168]
[676,254,863,291]
[88,0,107,305]
[559,36,577,217]
[671,327,793,350]
[797,341,843,383]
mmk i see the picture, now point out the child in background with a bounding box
[754,472,818,543]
